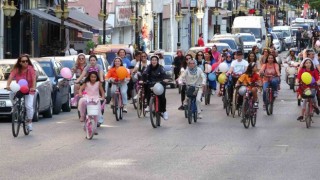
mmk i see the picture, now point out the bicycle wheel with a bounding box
[85,117,94,140]
[305,101,311,128]
[187,99,192,124]
[242,99,250,129]
[251,110,257,127]
[204,86,210,105]
[22,106,29,136]
[265,88,271,115]
[184,105,188,118]
[11,103,21,137]
[136,95,142,118]
[267,89,274,115]
[114,95,120,121]
[156,112,161,126]
[119,107,123,120]
[225,87,231,116]
[232,89,238,118]
[149,97,157,128]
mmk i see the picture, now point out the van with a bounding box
[232,16,266,47]
[272,26,293,49]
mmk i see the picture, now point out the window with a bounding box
[39,62,54,77]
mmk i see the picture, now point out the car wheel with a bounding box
[62,92,71,112]
[32,98,40,122]
[43,98,53,118]
[53,92,62,114]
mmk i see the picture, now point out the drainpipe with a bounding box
[0,0,3,59]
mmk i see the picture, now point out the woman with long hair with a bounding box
[72,53,87,95]
[6,54,37,131]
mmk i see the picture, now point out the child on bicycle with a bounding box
[295,58,320,121]
[78,71,105,129]
[235,62,261,109]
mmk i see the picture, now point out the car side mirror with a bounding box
[37,76,48,82]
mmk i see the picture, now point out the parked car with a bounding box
[211,34,244,53]
[55,56,77,97]
[35,57,71,114]
[148,52,176,88]
[0,59,53,121]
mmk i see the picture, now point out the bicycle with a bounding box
[240,84,260,128]
[222,75,233,116]
[299,84,318,128]
[83,97,104,139]
[10,90,30,137]
[230,74,242,118]
[263,75,278,115]
[136,81,147,118]
[149,82,165,128]
[184,85,201,124]
[111,80,125,121]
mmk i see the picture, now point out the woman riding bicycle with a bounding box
[6,54,36,131]
[72,53,87,96]
[178,54,193,110]
[296,58,320,121]
[142,55,169,120]
[75,55,104,84]
[78,71,105,127]
[259,54,280,110]
[105,57,130,112]
[236,62,261,109]
[179,59,206,118]
[195,51,205,71]
[203,48,216,94]
[132,51,149,100]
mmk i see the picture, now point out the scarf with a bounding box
[188,59,198,75]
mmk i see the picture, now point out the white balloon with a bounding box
[153,83,164,96]
[238,86,247,96]
[205,64,212,73]
[10,82,21,93]
[219,63,228,73]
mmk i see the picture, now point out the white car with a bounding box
[235,33,258,56]
[270,32,282,52]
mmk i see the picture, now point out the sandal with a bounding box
[297,116,303,121]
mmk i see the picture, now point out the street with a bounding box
[1,52,320,180]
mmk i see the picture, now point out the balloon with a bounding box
[10,82,20,93]
[301,72,312,85]
[312,77,315,84]
[218,73,227,84]
[153,82,164,95]
[316,40,320,47]
[60,67,72,79]
[18,79,28,86]
[20,86,29,94]
[304,88,312,96]
[116,67,128,80]
[238,86,247,96]
[218,63,229,73]
[208,73,216,81]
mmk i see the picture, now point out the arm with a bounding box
[99,82,105,99]
[200,69,206,85]
[76,69,87,82]
[259,64,266,75]
[6,69,16,89]
[78,83,86,96]
[295,69,302,84]
[31,68,36,91]
[99,69,104,82]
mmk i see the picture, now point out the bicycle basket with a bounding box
[186,86,198,97]
[302,88,316,99]
[87,104,100,115]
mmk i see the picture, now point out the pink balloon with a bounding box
[18,79,28,86]
[60,67,72,79]
[316,40,320,47]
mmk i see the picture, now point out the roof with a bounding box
[68,9,112,30]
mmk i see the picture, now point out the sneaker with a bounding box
[163,111,169,120]
[253,102,259,109]
[94,132,98,135]
[211,90,216,95]
[97,122,101,127]
[297,116,303,121]
[28,123,33,131]
[123,105,128,113]
[145,106,150,112]
[313,106,320,115]
[178,105,184,110]
[133,94,138,100]
[274,91,278,97]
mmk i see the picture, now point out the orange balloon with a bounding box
[116,67,128,80]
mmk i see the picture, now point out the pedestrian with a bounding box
[173,49,184,84]
[197,33,205,47]
[296,27,302,50]
[65,44,78,56]
[6,54,37,131]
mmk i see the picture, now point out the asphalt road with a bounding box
[1,51,320,180]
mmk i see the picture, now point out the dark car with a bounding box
[35,57,71,114]
[0,59,53,121]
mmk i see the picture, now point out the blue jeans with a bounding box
[263,78,279,103]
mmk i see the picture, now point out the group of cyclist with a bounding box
[6,41,320,133]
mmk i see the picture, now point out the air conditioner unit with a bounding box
[217,2,222,8]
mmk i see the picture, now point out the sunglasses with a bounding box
[197,54,203,56]
[141,56,147,57]
[186,58,192,60]
[79,58,85,60]
[188,62,195,64]
[21,60,28,63]
[227,56,231,57]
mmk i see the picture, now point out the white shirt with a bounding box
[231,60,249,74]
[65,48,78,56]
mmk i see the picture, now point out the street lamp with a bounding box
[98,0,109,44]
[213,8,220,34]
[153,12,158,50]
[130,0,140,50]
[175,2,183,48]
[2,0,17,58]
[54,1,69,54]
[195,6,204,35]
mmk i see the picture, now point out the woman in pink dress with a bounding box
[6,54,37,131]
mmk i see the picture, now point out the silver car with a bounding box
[0,59,53,121]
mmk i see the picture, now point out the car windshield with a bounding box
[164,55,173,65]
[0,64,13,80]
[240,36,256,42]
[106,52,132,65]
[273,30,290,37]
[59,60,74,69]
[38,62,54,77]
[217,46,230,52]
[271,33,278,39]
[274,32,283,38]
[234,28,261,39]
[216,39,237,49]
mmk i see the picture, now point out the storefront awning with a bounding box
[25,9,93,39]
[68,9,112,30]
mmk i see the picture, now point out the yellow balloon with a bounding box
[218,73,227,84]
[301,72,312,85]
